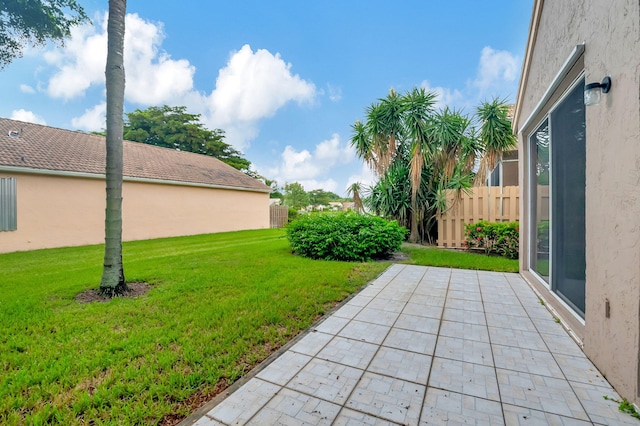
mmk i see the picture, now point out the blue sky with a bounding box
[1,1,533,196]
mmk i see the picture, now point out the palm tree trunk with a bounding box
[408,143,424,243]
[100,0,127,296]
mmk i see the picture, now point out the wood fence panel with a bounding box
[269,205,288,228]
[437,186,519,248]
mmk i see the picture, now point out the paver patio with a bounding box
[182,264,639,425]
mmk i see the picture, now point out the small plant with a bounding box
[286,212,407,261]
[603,396,640,419]
[554,317,560,323]
[539,299,545,306]
[464,221,519,259]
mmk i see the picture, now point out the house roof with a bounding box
[0,118,270,193]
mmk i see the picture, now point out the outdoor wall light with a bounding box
[584,76,611,106]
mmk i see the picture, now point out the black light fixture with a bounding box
[584,76,612,106]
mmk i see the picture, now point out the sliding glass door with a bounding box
[529,78,586,318]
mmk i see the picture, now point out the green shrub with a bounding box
[286,212,407,261]
[287,207,302,223]
[464,221,519,259]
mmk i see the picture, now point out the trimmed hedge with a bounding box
[464,220,519,259]
[286,212,407,261]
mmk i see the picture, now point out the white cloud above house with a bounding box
[42,15,316,150]
[203,44,316,150]
[71,102,106,130]
[418,47,520,113]
[266,133,354,192]
[10,109,46,125]
[44,13,195,103]
[472,46,519,93]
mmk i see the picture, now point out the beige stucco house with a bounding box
[0,118,271,254]
[514,0,640,405]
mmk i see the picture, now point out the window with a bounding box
[487,150,519,187]
[0,177,17,231]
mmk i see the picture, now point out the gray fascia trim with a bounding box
[0,166,271,194]
[519,44,585,134]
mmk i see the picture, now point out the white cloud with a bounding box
[346,162,376,191]
[41,16,315,150]
[420,80,464,110]
[124,15,195,104]
[418,46,520,111]
[44,13,195,105]
[204,44,316,150]
[297,178,339,193]
[71,102,106,130]
[264,133,355,194]
[19,84,36,94]
[10,109,46,125]
[327,83,342,102]
[472,46,519,91]
[44,21,106,99]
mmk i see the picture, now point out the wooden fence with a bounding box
[437,186,520,248]
[270,205,288,228]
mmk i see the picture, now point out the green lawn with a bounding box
[0,228,518,424]
[400,245,519,272]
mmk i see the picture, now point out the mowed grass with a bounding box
[0,229,519,425]
[400,245,519,272]
[0,229,389,425]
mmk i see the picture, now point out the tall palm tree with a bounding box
[347,182,364,213]
[402,88,436,242]
[351,88,479,244]
[475,98,517,185]
[100,0,128,296]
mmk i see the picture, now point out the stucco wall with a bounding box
[516,0,640,402]
[0,172,269,253]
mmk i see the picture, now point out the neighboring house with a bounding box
[341,202,355,211]
[487,105,519,188]
[0,118,271,254]
[486,149,518,188]
[513,0,640,405]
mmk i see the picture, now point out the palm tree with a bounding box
[475,98,517,185]
[347,182,364,213]
[100,0,128,296]
[402,88,436,242]
[351,88,478,244]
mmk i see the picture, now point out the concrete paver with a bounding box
[182,264,639,425]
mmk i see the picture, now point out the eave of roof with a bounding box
[513,0,544,135]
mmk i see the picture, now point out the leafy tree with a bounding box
[100,0,127,296]
[124,105,252,172]
[283,182,309,210]
[351,88,478,243]
[308,189,340,207]
[0,0,89,69]
[263,178,283,199]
